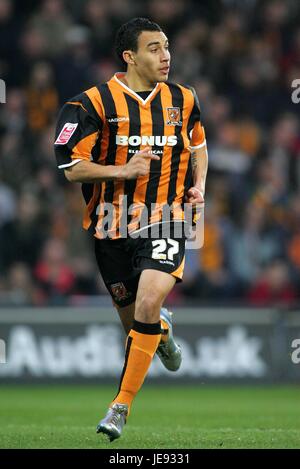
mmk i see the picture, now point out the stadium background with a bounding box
[0,0,300,449]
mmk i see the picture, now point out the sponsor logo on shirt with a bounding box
[116,135,177,146]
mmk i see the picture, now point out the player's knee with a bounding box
[135,295,161,323]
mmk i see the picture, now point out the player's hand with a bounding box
[121,146,160,180]
[184,187,205,206]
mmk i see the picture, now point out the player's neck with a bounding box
[121,70,156,92]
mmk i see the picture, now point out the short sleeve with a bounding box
[187,87,206,150]
[54,92,103,169]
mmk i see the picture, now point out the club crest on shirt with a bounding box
[111,282,131,301]
[166,107,182,126]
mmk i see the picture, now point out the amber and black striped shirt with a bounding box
[54,72,206,239]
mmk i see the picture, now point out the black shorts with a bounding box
[94,222,186,308]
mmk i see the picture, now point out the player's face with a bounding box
[133,31,171,84]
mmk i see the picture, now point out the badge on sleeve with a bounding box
[55,123,78,145]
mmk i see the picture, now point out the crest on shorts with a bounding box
[111,282,131,301]
[166,107,182,126]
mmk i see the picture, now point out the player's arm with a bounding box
[185,87,208,205]
[64,148,159,183]
[54,93,159,183]
[186,143,208,205]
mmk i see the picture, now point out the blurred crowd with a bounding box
[0,0,300,307]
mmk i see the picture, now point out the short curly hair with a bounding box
[115,17,162,66]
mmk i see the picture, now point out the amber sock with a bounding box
[111,320,161,416]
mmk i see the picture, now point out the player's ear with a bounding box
[123,50,136,66]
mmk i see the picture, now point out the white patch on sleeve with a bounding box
[55,123,78,145]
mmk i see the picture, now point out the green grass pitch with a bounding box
[0,385,299,449]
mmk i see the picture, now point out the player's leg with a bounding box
[131,227,185,371]
[115,302,134,336]
[109,269,175,415]
[135,269,176,322]
[115,301,180,370]
[115,301,169,341]
[97,269,177,441]
[97,228,185,440]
